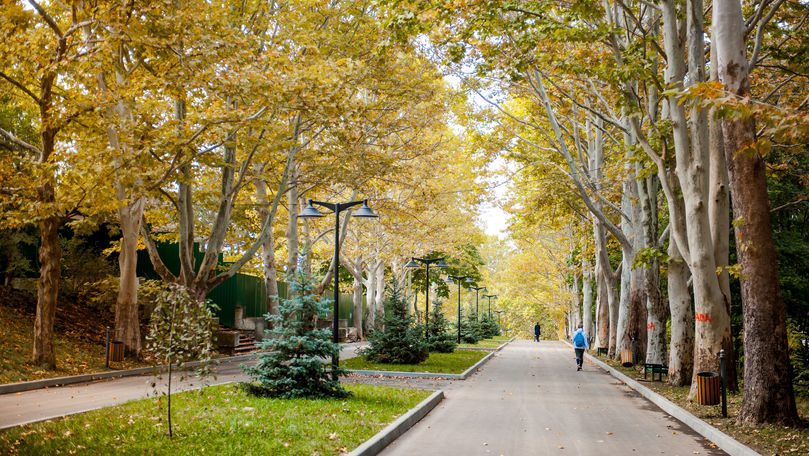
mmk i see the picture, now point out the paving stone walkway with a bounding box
[378,340,727,456]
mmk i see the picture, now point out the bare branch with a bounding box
[0,127,42,156]
[28,0,64,37]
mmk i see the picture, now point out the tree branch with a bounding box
[0,71,42,104]
[0,127,41,156]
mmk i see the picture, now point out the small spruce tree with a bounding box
[359,279,429,364]
[460,312,483,344]
[479,313,500,339]
[241,271,350,398]
[425,300,458,353]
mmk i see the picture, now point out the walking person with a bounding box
[534,322,541,342]
[572,323,589,371]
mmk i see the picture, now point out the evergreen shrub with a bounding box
[241,271,350,399]
[359,279,428,364]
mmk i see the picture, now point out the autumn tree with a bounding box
[0,1,100,368]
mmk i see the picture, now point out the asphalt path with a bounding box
[379,340,727,456]
[0,343,367,429]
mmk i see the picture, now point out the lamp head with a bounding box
[464,276,475,284]
[298,199,325,218]
[445,277,455,284]
[352,199,378,218]
[405,258,419,268]
[436,258,449,268]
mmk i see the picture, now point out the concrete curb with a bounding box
[0,342,368,396]
[346,350,496,380]
[580,348,760,456]
[347,390,444,456]
[0,354,258,395]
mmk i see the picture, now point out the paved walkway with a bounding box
[380,340,727,456]
[0,344,367,429]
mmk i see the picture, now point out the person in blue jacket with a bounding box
[534,322,541,342]
[572,323,589,371]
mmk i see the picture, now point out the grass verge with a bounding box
[593,353,808,456]
[0,305,149,385]
[342,349,487,374]
[0,383,431,456]
[458,338,506,349]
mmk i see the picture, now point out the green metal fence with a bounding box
[137,242,361,328]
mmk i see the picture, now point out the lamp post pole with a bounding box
[406,257,448,338]
[298,199,378,380]
[468,285,487,320]
[482,294,497,319]
[446,275,473,343]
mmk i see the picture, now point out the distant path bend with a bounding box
[380,340,727,456]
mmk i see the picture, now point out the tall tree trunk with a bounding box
[582,258,594,342]
[572,270,582,326]
[115,201,144,357]
[352,276,364,340]
[713,0,797,425]
[616,177,633,356]
[680,0,733,399]
[286,163,299,274]
[373,261,385,326]
[255,177,280,321]
[640,175,665,365]
[667,237,694,385]
[365,263,377,331]
[659,0,697,386]
[33,211,60,368]
[708,37,737,392]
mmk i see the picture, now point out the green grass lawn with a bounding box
[458,338,506,349]
[342,349,487,374]
[0,383,431,456]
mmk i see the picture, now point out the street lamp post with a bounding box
[482,294,498,318]
[467,285,487,319]
[446,275,474,343]
[298,198,378,380]
[406,257,448,337]
[493,310,504,327]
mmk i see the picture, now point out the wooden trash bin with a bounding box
[108,341,124,363]
[621,348,634,367]
[696,372,721,405]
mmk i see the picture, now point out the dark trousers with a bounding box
[575,348,585,367]
[534,334,540,342]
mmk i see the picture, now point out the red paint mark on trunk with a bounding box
[696,312,712,323]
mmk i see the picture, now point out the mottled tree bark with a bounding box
[713,0,797,425]
[33,211,61,369]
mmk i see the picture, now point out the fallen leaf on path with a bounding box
[558,446,565,449]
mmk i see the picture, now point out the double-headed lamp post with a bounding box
[467,285,487,319]
[298,198,378,380]
[482,294,498,318]
[406,257,448,337]
[445,275,474,343]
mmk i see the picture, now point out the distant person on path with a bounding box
[572,323,589,371]
[534,323,541,342]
